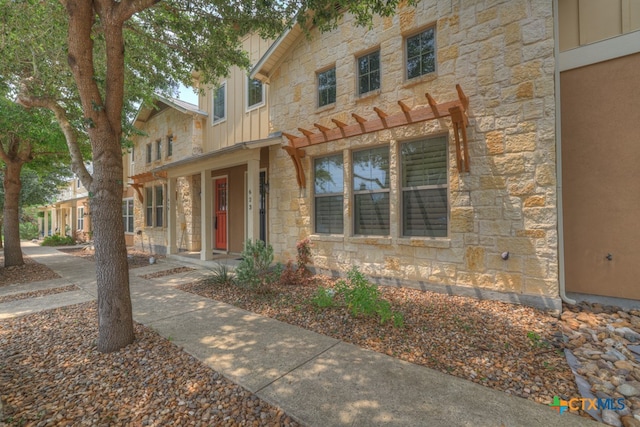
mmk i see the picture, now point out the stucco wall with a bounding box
[267,0,559,306]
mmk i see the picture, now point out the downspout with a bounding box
[553,0,576,306]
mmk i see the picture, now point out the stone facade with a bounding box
[265,0,559,308]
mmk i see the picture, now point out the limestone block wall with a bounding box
[267,0,559,305]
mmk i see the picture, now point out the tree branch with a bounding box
[17,91,93,189]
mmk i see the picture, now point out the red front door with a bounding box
[215,178,227,250]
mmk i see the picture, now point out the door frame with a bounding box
[244,168,268,244]
[212,174,228,253]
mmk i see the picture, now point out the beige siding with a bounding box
[559,0,640,51]
[200,34,272,153]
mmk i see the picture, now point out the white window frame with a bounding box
[77,207,84,231]
[405,25,437,81]
[246,77,265,111]
[313,153,345,235]
[352,145,390,236]
[123,198,134,233]
[212,81,227,124]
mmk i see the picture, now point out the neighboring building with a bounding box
[248,0,640,309]
[39,174,91,242]
[127,33,275,258]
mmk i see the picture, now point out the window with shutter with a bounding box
[401,136,448,237]
[353,146,390,235]
[314,154,344,234]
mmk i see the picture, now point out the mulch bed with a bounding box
[0,254,61,287]
[0,302,299,426]
[0,285,80,304]
[178,277,581,408]
[58,247,165,269]
[140,267,195,280]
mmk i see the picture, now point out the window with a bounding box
[155,139,162,161]
[247,78,264,109]
[406,27,435,80]
[76,177,81,189]
[145,186,164,227]
[401,136,448,237]
[77,207,84,231]
[213,82,226,123]
[167,135,173,157]
[314,154,344,234]
[317,67,336,107]
[146,143,152,164]
[145,187,153,227]
[122,198,134,233]
[155,185,164,227]
[357,50,380,95]
[353,147,390,235]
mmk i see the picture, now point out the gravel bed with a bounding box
[178,278,581,409]
[0,285,80,304]
[0,302,300,427]
[0,254,60,287]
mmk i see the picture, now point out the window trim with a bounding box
[313,153,345,235]
[317,66,337,108]
[356,48,381,97]
[404,24,437,81]
[155,138,162,161]
[123,198,134,234]
[399,134,449,238]
[77,207,84,231]
[246,77,265,111]
[352,145,391,236]
[212,81,227,125]
[144,185,166,228]
[166,134,173,158]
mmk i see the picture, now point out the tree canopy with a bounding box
[0,0,413,352]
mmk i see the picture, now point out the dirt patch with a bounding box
[58,247,165,269]
[140,267,195,280]
[0,253,61,287]
[0,285,80,304]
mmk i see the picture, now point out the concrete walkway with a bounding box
[1,242,601,427]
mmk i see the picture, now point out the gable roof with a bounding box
[133,94,208,126]
[250,24,303,82]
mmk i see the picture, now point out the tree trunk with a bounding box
[91,131,135,352]
[2,162,24,267]
[0,219,3,249]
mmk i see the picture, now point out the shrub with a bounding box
[278,239,313,286]
[311,286,336,308]
[235,239,280,290]
[334,267,404,327]
[296,238,312,275]
[19,222,39,240]
[41,234,76,246]
[205,263,235,286]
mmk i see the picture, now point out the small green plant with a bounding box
[334,267,404,327]
[235,239,279,290]
[41,234,76,246]
[527,331,549,349]
[311,286,336,308]
[206,263,235,286]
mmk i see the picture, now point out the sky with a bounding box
[177,83,199,105]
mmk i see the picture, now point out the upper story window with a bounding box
[155,139,162,161]
[406,26,436,80]
[146,143,152,164]
[400,136,448,237]
[317,67,336,108]
[77,207,84,231]
[212,82,226,124]
[357,50,381,95]
[247,78,264,110]
[314,154,344,234]
[166,135,173,158]
[353,146,390,236]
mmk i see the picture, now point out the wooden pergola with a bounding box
[129,171,168,202]
[282,85,470,189]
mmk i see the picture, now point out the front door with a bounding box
[214,177,227,250]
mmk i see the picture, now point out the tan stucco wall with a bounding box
[267,0,559,305]
[561,52,640,300]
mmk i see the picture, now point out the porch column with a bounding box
[200,169,213,260]
[52,209,58,234]
[43,210,49,237]
[167,177,178,254]
[246,154,261,242]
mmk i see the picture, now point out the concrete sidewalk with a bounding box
[1,243,601,427]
